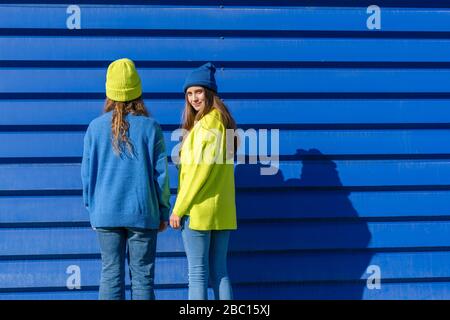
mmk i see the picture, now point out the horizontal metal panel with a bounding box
[3,99,450,126]
[2,281,450,300]
[2,129,449,158]
[0,288,193,300]
[3,251,450,289]
[233,281,450,300]
[0,257,188,288]
[3,190,450,224]
[0,227,183,255]
[2,221,450,255]
[236,190,450,219]
[4,37,450,62]
[0,196,89,223]
[4,68,450,93]
[0,160,448,191]
[232,220,450,251]
[1,6,450,32]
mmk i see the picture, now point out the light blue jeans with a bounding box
[181,216,233,300]
[96,227,158,300]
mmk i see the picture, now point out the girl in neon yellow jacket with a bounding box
[170,62,238,300]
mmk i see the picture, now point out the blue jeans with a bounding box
[96,227,158,300]
[181,216,233,300]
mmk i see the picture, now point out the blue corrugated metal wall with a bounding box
[1,1,450,299]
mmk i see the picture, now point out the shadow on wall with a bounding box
[230,148,373,299]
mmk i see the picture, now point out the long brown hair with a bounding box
[181,87,239,155]
[104,96,149,156]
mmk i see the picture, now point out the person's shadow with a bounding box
[229,148,373,299]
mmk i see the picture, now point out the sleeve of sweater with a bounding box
[152,123,171,222]
[81,126,91,208]
[171,121,220,218]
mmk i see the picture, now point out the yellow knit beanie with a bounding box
[105,58,142,102]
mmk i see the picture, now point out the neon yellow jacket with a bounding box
[172,108,237,231]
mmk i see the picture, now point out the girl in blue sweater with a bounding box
[81,58,171,300]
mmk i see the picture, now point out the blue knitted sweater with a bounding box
[81,111,171,229]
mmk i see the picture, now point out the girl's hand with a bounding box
[158,221,168,233]
[170,214,181,229]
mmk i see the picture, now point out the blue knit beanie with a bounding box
[183,62,217,93]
